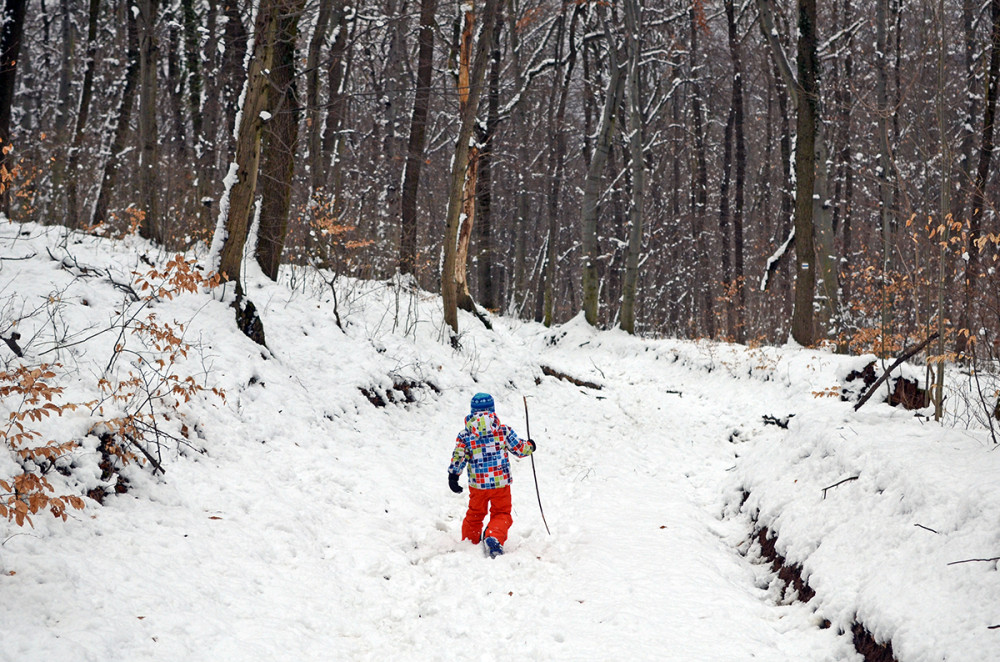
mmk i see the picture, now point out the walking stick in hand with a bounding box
[524,395,551,535]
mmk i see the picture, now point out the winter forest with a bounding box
[6,1,1000,659]
[3,0,1000,361]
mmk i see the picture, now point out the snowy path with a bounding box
[1,319,861,661]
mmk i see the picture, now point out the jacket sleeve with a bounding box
[448,432,469,475]
[503,425,533,458]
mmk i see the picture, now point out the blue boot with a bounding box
[484,536,503,558]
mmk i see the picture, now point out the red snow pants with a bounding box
[462,486,513,545]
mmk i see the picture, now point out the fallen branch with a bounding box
[822,475,859,499]
[854,332,939,411]
[540,365,602,390]
[946,556,1000,567]
[914,523,939,534]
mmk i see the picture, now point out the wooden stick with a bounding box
[524,395,551,535]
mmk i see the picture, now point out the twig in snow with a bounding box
[822,475,859,499]
[914,523,940,534]
[946,556,1000,566]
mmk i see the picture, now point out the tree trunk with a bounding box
[725,0,746,343]
[475,18,502,312]
[581,10,623,328]
[138,0,162,243]
[215,0,280,285]
[256,0,305,281]
[181,0,208,227]
[544,4,578,327]
[0,0,28,215]
[935,0,951,420]
[441,0,501,335]
[91,7,140,228]
[689,5,712,337]
[398,0,436,276]
[961,0,1000,355]
[876,0,894,347]
[619,0,644,335]
[65,0,101,230]
[320,3,353,222]
[790,0,819,346]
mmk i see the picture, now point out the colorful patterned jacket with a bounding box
[448,412,532,489]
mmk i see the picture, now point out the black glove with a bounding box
[448,473,463,494]
[528,438,537,453]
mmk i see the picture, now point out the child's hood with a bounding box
[465,411,501,437]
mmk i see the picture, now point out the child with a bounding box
[447,392,536,557]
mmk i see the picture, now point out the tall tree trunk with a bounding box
[441,0,500,335]
[217,1,249,172]
[65,0,101,230]
[935,0,951,419]
[398,0,435,276]
[453,1,483,316]
[720,106,734,337]
[256,0,305,280]
[790,0,819,346]
[181,0,208,228]
[320,3,353,223]
[476,18,502,311]
[725,0,746,343]
[581,21,623,328]
[91,7,140,227]
[952,0,977,224]
[961,0,1000,355]
[214,0,279,285]
[138,0,162,243]
[876,0,894,348]
[758,0,818,345]
[689,4,712,337]
[0,0,28,215]
[543,3,578,327]
[619,0,644,335]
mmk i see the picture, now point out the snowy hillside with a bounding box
[1,222,998,661]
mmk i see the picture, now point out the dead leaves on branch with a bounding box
[1,256,225,528]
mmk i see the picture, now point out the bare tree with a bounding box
[441,0,501,336]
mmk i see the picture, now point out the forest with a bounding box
[1,0,998,371]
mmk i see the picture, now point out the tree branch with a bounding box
[854,332,940,411]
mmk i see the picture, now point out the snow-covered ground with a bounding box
[1,222,998,661]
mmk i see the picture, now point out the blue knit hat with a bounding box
[470,392,495,414]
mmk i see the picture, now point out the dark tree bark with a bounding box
[475,16,502,311]
[619,0,644,335]
[65,0,102,229]
[138,0,162,243]
[725,0,746,343]
[581,17,623,328]
[215,0,280,285]
[441,0,501,334]
[257,0,305,281]
[91,7,140,228]
[689,4,712,337]
[961,0,1000,354]
[320,2,353,220]
[543,3,578,327]
[0,0,28,214]
[398,0,436,276]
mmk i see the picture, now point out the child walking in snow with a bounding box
[447,392,536,557]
